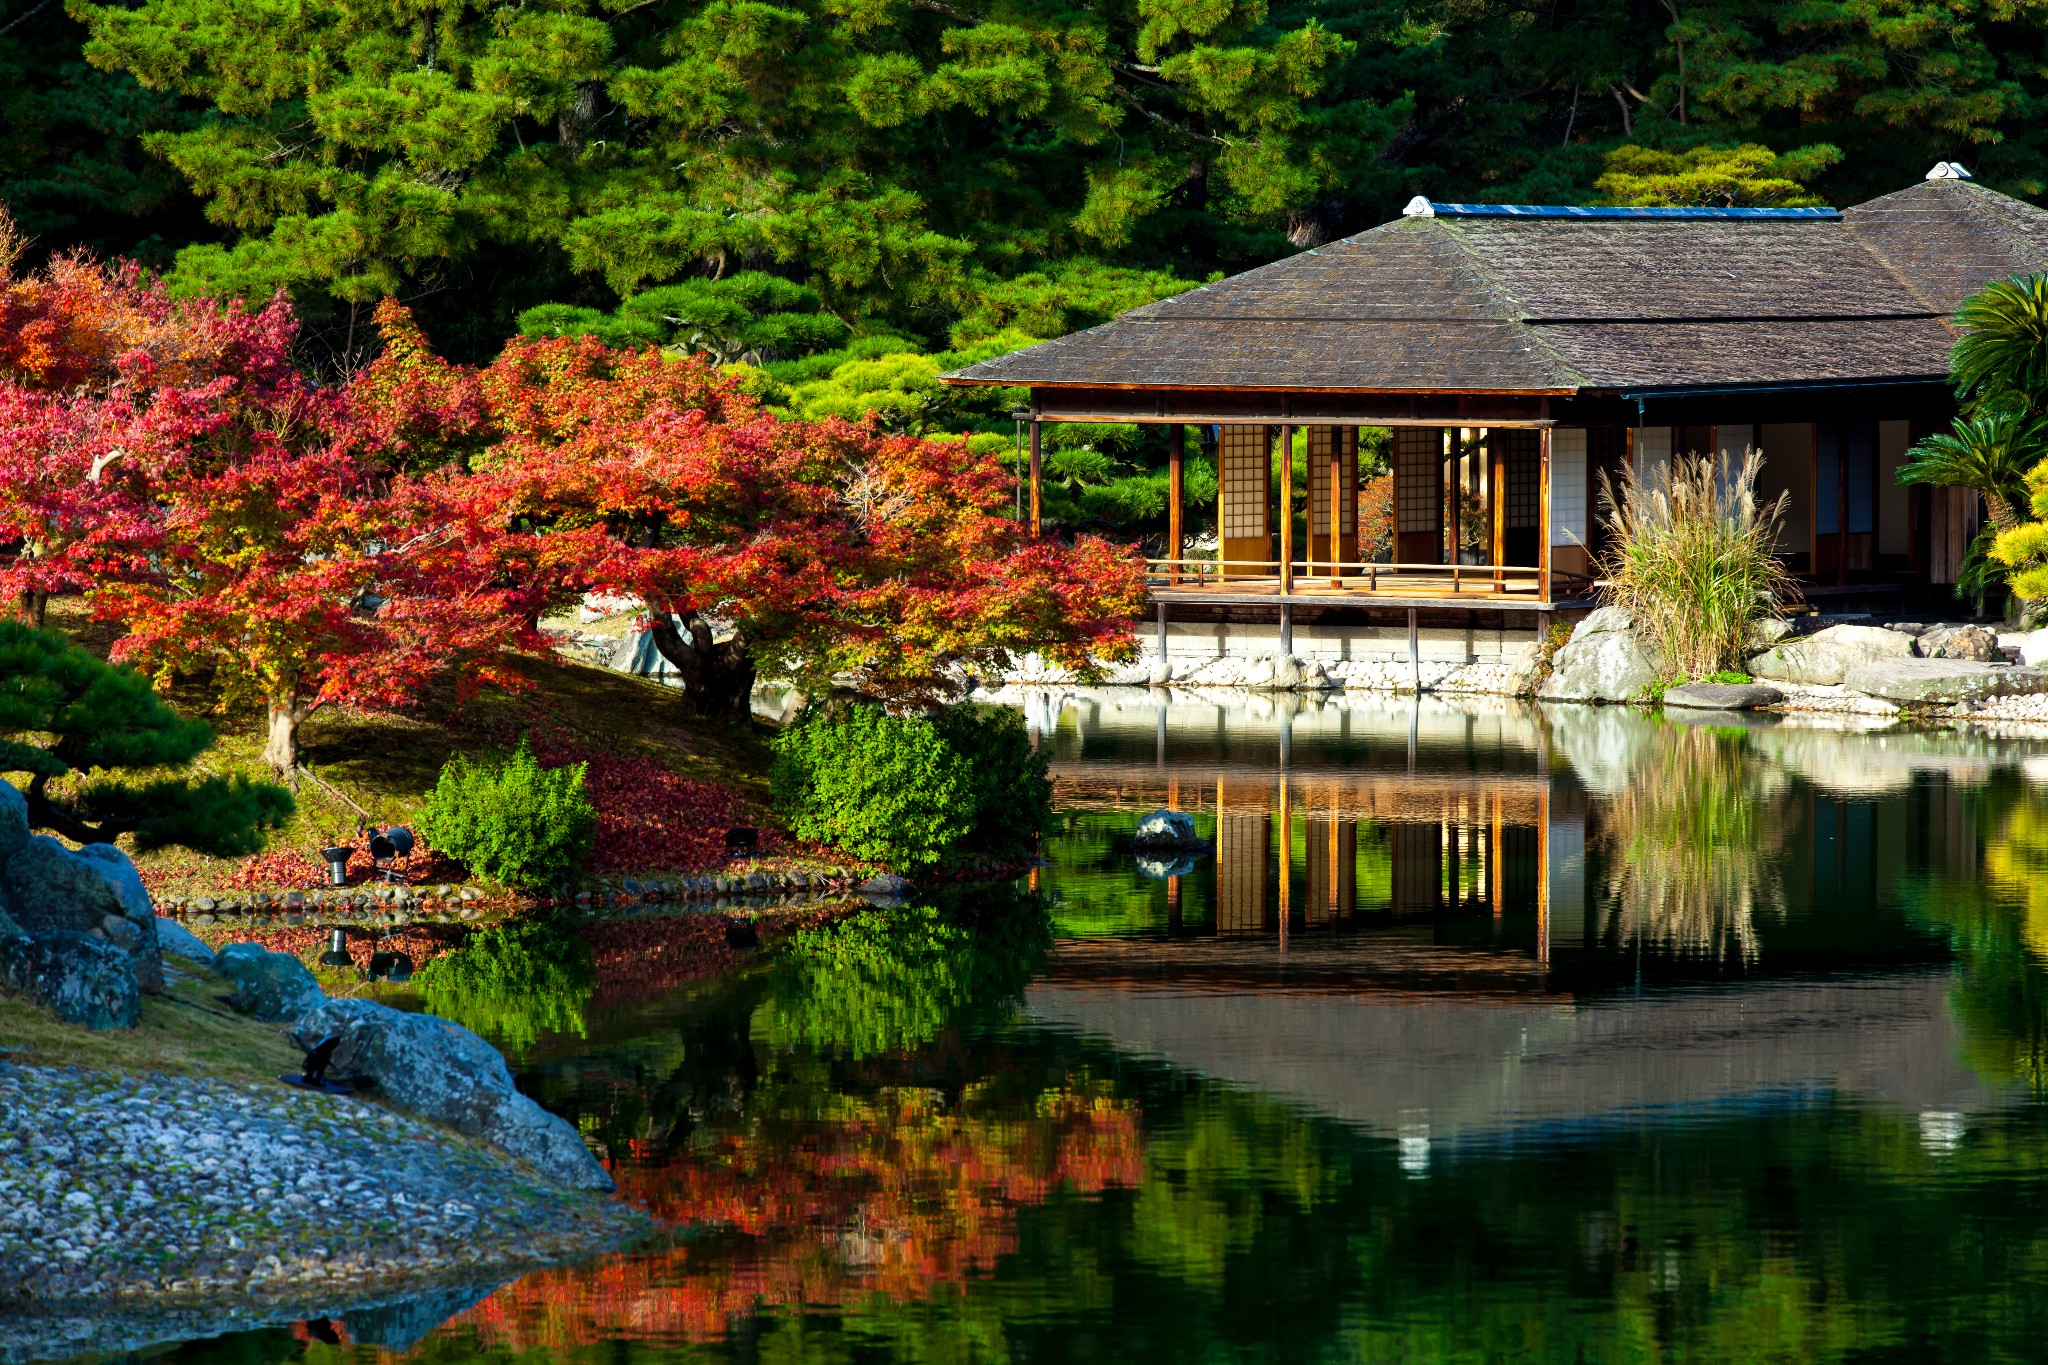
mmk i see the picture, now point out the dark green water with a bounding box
[148,695,2048,1363]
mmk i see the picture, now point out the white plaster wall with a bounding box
[1551,427,1588,547]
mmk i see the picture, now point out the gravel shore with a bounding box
[0,1062,648,1323]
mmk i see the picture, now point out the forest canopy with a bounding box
[0,0,2030,366]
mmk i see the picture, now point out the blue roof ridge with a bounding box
[1401,197,1840,222]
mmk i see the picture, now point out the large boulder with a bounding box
[1842,659,2048,705]
[294,997,614,1192]
[0,785,163,1012]
[153,916,216,967]
[1916,624,2001,662]
[1537,610,1663,703]
[1750,624,1914,686]
[2020,630,2048,668]
[0,915,141,1029]
[215,941,324,1021]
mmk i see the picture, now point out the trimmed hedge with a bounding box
[417,740,597,888]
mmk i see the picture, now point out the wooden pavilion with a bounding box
[944,169,2048,631]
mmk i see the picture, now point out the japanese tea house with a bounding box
[943,167,2048,633]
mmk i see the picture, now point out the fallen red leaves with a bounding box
[530,737,785,875]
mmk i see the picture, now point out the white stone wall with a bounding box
[1140,618,1543,666]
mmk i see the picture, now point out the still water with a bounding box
[150,694,2048,1363]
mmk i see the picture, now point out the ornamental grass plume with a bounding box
[1596,448,1794,680]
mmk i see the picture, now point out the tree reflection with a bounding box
[410,918,596,1054]
[1593,724,1792,965]
[455,1075,1142,1347]
[751,887,1054,1058]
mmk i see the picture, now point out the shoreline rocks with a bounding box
[0,1063,647,1319]
[1537,608,1662,704]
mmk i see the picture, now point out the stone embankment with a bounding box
[1540,608,2048,720]
[0,1063,647,1361]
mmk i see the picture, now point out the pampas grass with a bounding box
[1598,449,1795,680]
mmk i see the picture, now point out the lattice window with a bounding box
[1220,426,1270,539]
[1308,426,1358,535]
[1494,429,1540,530]
[1395,428,1442,534]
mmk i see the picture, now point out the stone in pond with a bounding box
[1663,682,1785,711]
[859,873,912,901]
[1538,626,1662,703]
[1842,659,2048,704]
[1133,809,1204,848]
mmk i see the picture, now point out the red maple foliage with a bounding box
[458,1080,1144,1346]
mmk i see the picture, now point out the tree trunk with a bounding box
[263,700,307,783]
[648,609,757,718]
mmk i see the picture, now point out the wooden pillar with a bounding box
[1028,419,1043,539]
[1328,431,1343,586]
[1489,430,1507,590]
[1407,607,1420,694]
[1277,774,1291,945]
[1168,424,1185,585]
[1278,423,1295,593]
[1538,425,1553,604]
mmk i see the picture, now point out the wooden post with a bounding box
[1328,430,1343,586]
[1538,425,1553,604]
[1168,424,1185,585]
[1278,423,1295,593]
[1280,602,1293,656]
[1028,418,1043,539]
[1489,430,1506,591]
[1407,607,1420,694]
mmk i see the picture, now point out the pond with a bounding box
[121,694,2048,1363]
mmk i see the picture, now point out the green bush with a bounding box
[772,707,971,869]
[930,702,1051,857]
[416,740,596,888]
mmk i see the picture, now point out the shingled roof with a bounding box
[943,178,2048,396]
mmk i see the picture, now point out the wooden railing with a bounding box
[1144,558,1594,601]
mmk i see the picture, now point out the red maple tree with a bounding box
[462,325,1146,713]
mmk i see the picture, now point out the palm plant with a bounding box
[1899,410,2044,531]
[1951,274,2048,415]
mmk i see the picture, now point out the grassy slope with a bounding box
[0,959,303,1085]
[42,600,777,897]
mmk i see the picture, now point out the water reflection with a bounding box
[116,690,2048,1365]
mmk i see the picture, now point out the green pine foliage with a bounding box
[0,620,293,853]
[771,706,971,869]
[416,740,597,889]
[929,702,1052,857]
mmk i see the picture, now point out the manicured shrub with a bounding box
[771,707,971,869]
[416,740,596,888]
[930,702,1051,857]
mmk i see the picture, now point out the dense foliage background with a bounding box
[8,0,2044,541]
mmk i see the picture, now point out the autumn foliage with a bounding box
[457,1080,1143,1346]
[0,237,1143,789]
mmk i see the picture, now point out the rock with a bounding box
[1750,617,1796,648]
[859,873,912,902]
[1147,657,1173,686]
[1576,605,1635,636]
[0,919,140,1029]
[153,916,216,966]
[1538,628,1662,703]
[0,779,24,856]
[1133,808,1208,851]
[1243,657,1276,688]
[1663,681,1785,711]
[214,942,323,1022]
[97,913,143,951]
[1916,623,2001,661]
[2022,630,2048,668]
[1886,622,1932,637]
[0,833,162,999]
[293,997,614,1191]
[1270,655,1304,689]
[72,844,163,994]
[1136,853,1200,878]
[1843,659,2048,704]
[1750,624,1914,685]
